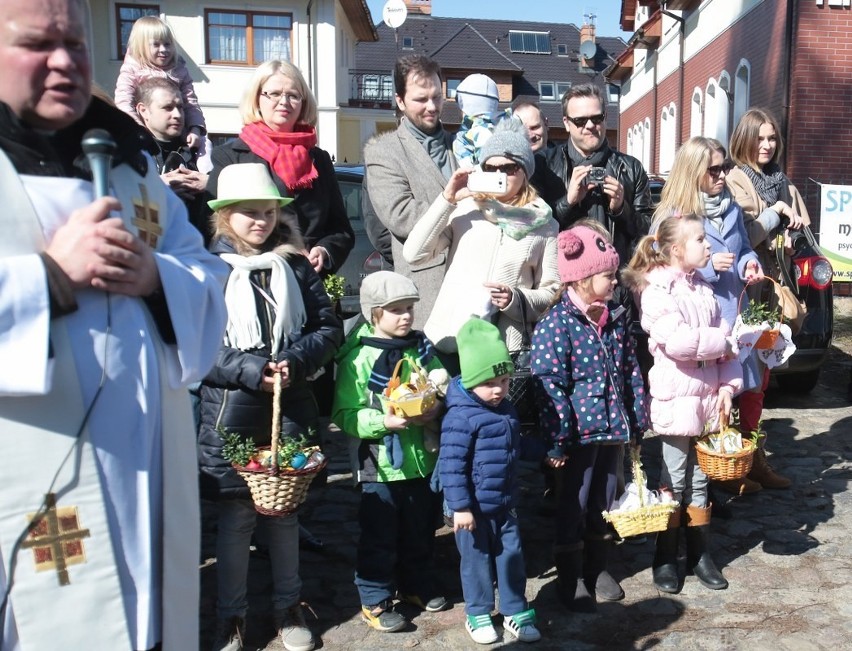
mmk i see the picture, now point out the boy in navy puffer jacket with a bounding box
[440,318,541,645]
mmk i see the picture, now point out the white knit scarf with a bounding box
[219,252,306,356]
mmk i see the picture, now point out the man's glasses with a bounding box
[565,113,606,128]
[707,163,733,179]
[482,162,521,175]
[261,91,303,104]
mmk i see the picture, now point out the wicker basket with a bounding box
[695,416,756,481]
[381,358,437,417]
[603,448,678,538]
[234,373,327,516]
[738,277,786,350]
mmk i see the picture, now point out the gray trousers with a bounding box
[659,435,708,508]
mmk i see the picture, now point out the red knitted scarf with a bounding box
[239,122,319,192]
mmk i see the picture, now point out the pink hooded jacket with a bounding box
[639,266,742,437]
[114,54,206,131]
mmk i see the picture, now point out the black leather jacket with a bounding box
[197,237,343,500]
[532,144,653,265]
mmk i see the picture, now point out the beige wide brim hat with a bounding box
[208,162,295,211]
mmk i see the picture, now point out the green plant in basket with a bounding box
[323,273,345,304]
[740,300,781,326]
[219,427,317,470]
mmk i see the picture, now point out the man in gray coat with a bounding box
[363,54,458,330]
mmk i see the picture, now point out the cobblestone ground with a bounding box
[199,299,852,651]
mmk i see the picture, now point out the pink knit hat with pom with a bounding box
[557,225,620,283]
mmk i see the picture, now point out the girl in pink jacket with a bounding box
[114,16,206,149]
[625,213,742,595]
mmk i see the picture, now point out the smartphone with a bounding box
[467,170,508,194]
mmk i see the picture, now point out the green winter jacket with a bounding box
[332,322,443,483]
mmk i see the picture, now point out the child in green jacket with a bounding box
[332,271,447,632]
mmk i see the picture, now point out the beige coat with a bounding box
[364,121,458,329]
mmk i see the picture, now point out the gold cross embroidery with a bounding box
[21,493,90,586]
[132,183,163,248]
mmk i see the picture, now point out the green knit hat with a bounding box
[457,318,514,390]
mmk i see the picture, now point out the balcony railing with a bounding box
[349,71,394,108]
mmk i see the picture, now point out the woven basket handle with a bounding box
[270,371,282,473]
[737,276,785,328]
[630,446,646,509]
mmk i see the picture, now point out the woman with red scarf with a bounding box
[209,60,354,276]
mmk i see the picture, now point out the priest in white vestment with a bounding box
[0,1,228,649]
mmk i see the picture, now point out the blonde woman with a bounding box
[209,60,354,276]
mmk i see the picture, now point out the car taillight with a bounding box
[363,251,384,274]
[794,256,833,290]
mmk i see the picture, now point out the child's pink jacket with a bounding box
[639,265,742,437]
[114,54,206,131]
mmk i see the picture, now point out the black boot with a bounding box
[652,511,681,594]
[584,538,624,601]
[685,505,728,590]
[553,545,596,613]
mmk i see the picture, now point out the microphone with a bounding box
[81,128,117,199]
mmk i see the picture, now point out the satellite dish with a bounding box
[579,40,597,60]
[383,0,408,29]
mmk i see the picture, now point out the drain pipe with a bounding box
[660,3,685,147]
[781,0,795,170]
[306,0,315,88]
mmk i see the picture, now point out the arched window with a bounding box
[643,117,652,171]
[690,88,703,138]
[660,104,676,174]
[704,80,718,139]
[734,60,751,127]
[717,72,731,146]
[627,129,635,159]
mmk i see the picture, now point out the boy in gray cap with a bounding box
[331,271,448,632]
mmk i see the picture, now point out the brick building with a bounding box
[606,0,852,227]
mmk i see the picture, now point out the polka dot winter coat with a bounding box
[531,294,648,456]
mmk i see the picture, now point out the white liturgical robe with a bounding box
[0,155,227,650]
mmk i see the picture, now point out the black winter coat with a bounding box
[197,237,343,501]
[208,136,355,275]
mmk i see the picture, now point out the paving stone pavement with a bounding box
[199,300,852,651]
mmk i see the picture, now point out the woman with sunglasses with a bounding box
[402,118,561,372]
[653,136,765,492]
[209,60,354,278]
[722,108,809,491]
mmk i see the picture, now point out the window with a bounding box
[659,104,677,174]
[734,60,751,127]
[557,44,569,56]
[446,78,461,99]
[538,82,555,101]
[607,83,620,105]
[509,31,551,54]
[643,117,652,172]
[115,3,159,58]
[402,36,414,50]
[555,82,572,100]
[690,88,703,138]
[205,10,292,65]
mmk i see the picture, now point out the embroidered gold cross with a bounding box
[21,493,90,586]
[132,183,162,247]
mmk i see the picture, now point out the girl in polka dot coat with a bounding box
[531,223,648,613]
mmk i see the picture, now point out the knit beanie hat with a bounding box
[557,225,620,283]
[457,318,514,390]
[456,73,499,119]
[478,117,536,179]
[359,270,420,321]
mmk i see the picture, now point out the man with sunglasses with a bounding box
[136,77,211,242]
[535,83,652,265]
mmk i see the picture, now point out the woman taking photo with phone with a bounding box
[402,118,560,373]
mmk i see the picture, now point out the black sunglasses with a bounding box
[565,113,606,128]
[707,163,733,178]
[482,162,521,175]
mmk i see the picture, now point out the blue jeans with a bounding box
[354,478,438,606]
[216,499,301,618]
[455,510,528,616]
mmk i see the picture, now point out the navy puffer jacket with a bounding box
[439,377,521,516]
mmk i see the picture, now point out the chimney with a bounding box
[579,17,596,69]
[404,0,432,15]
[580,23,596,44]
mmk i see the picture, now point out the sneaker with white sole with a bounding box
[211,616,245,651]
[274,604,315,651]
[503,608,541,643]
[465,613,499,644]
